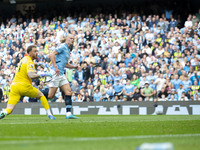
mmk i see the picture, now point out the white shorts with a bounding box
[49,70,69,88]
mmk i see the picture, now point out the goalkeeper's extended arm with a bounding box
[27,72,41,79]
[38,72,52,78]
[28,72,52,79]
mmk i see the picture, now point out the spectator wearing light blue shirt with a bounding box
[71,49,80,60]
[190,71,200,85]
[124,79,135,95]
[124,79,135,101]
[177,84,185,100]
[94,52,101,64]
[108,56,117,65]
[149,79,156,90]
[113,80,124,100]
[106,72,113,84]
[169,94,178,101]
[80,18,87,28]
[173,74,182,90]
[113,73,122,85]
[105,83,114,101]
[182,76,192,92]
[170,74,175,84]
[93,89,102,102]
[168,89,178,100]
[193,92,200,101]
[124,53,132,67]
[184,61,191,73]
[146,70,155,82]
[139,73,146,81]
[185,33,193,42]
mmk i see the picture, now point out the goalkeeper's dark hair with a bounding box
[27,45,37,54]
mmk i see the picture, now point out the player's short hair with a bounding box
[27,45,36,54]
[60,36,66,43]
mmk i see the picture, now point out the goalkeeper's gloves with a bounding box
[39,73,52,78]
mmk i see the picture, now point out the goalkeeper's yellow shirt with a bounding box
[13,56,35,85]
[8,55,39,105]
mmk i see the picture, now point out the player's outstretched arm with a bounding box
[28,72,51,79]
[65,63,79,70]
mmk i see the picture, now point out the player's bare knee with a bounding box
[65,90,72,96]
[36,91,44,99]
[48,94,54,99]
[48,92,56,99]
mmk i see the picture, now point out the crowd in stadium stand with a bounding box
[0,8,200,103]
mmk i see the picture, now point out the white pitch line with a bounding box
[0,136,45,139]
[68,133,200,141]
[0,133,199,145]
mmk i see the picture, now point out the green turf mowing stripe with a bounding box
[0,133,200,144]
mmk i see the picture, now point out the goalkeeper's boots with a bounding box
[66,115,79,119]
[0,112,6,120]
[48,115,56,120]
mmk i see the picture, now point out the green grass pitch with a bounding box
[0,115,200,150]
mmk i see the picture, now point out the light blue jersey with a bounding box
[51,43,70,75]
[124,85,135,94]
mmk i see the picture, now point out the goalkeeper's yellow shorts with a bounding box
[8,82,39,105]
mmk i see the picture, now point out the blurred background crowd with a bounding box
[0,0,200,103]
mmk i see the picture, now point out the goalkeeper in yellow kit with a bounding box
[0,45,56,120]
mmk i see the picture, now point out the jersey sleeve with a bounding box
[27,59,35,72]
[55,45,64,54]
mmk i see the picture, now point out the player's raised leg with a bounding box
[36,90,56,120]
[60,84,79,119]
[47,87,58,101]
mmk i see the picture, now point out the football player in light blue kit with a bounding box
[48,34,79,119]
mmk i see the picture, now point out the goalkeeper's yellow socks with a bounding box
[2,108,12,115]
[40,96,52,116]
